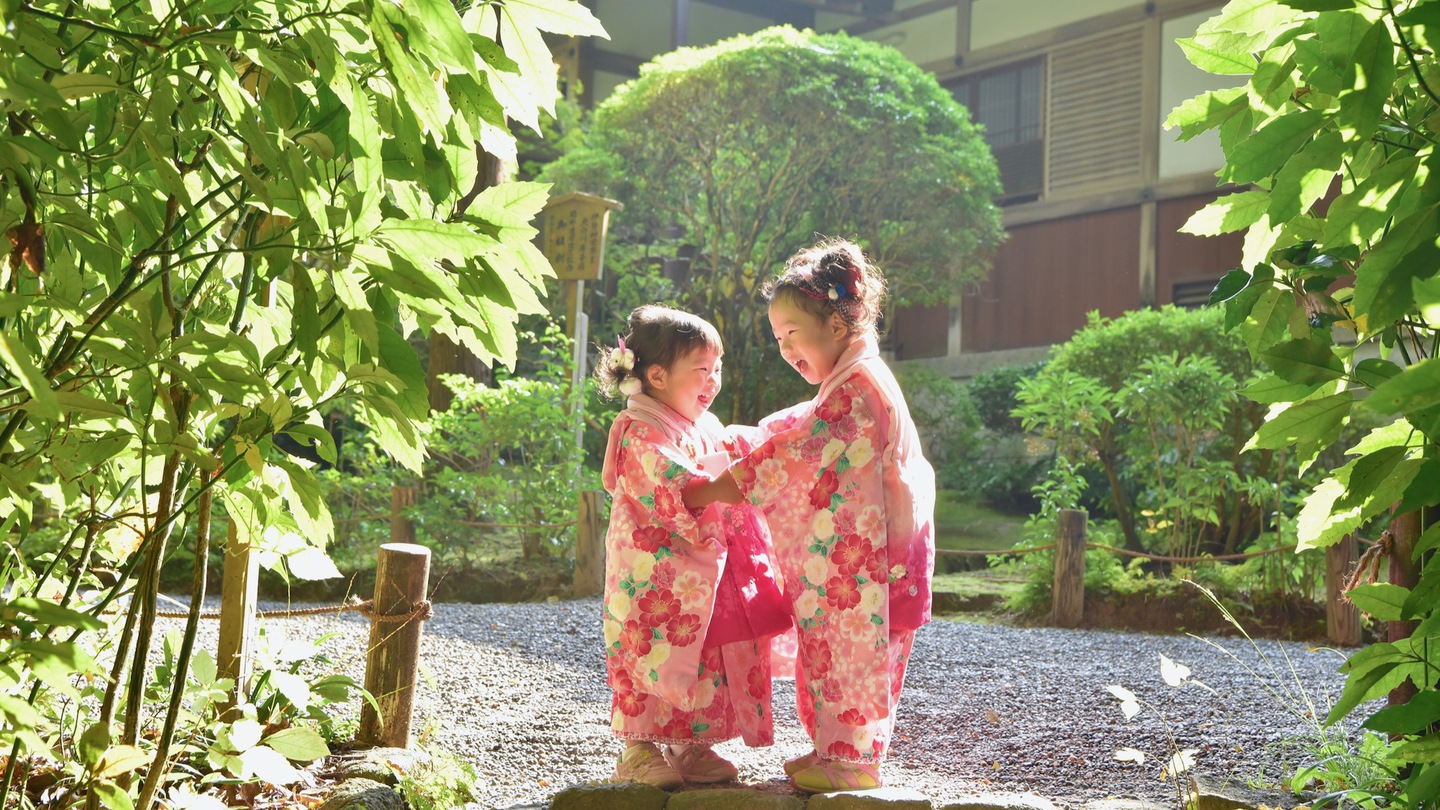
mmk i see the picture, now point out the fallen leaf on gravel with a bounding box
[1113,747,1145,765]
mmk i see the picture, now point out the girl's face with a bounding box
[647,345,723,423]
[768,297,852,385]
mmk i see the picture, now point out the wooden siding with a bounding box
[961,206,1141,352]
[890,303,950,360]
[1046,24,1146,197]
[1155,193,1244,307]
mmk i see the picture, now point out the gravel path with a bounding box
[167,598,1359,809]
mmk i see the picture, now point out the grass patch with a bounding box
[934,490,1027,552]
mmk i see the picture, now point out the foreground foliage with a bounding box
[1174,0,1440,804]
[0,0,604,807]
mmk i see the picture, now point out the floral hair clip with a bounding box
[611,336,635,372]
[612,337,643,397]
[828,283,848,301]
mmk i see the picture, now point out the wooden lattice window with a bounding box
[948,59,1045,205]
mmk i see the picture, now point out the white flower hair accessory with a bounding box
[611,336,636,372]
[618,375,643,397]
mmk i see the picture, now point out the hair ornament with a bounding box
[611,336,636,372]
[618,375,643,397]
[828,283,848,301]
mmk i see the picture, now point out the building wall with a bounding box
[961,206,1141,352]
[1155,192,1245,306]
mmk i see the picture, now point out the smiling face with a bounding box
[647,345,723,423]
[768,296,852,385]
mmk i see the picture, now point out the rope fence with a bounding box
[327,514,578,531]
[937,540,1298,565]
[149,595,434,623]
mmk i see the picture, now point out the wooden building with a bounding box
[570,0,1244,375]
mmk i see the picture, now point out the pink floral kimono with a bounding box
[731,335,936,764]
[600,394,789,747]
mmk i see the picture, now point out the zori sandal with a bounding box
[664,744,740,784]
[790,759,882,793]
[783,749,820,776]
[613,742,684,790]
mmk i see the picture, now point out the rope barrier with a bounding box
[328,514,578,531]
[936,544,1055,557]
[149,595,434,623]
[935,541,1298,564]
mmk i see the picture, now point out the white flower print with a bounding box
[756,457,788,495]
[603,615,622,646]
[836,606,877,643]
[811,510,836,540]
[859,582,884,614]
[846,437,875,469]
[644,641,672,670]
[803,555,830,588]
[631,553,656,584]
[820,437,847,468]
[610,591,632,621]
[795,588,822,620]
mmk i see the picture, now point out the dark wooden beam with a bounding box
[589,47,646,78]
[694,0,815,28]
[832,0,951,36]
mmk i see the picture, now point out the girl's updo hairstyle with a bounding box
[760,238,887,334]
[594,305,723,399]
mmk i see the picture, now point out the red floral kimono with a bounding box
[600,394,788,747]
[731,336,936,764]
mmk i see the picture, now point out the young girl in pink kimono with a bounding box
[597,305,790,789]
[684,240,936,792]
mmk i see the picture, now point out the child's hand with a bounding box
[682,471,743,508]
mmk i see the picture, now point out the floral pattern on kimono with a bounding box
[732,337,935,764]
[601,400,778,748]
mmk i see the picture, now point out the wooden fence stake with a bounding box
[573,490,606,598]
[217,520,258,714]
[359,543,431,748]
[1325,534,1362,647]
[390,485,416,545]
[1387,511,1421,709]
[1053,509,1087,628]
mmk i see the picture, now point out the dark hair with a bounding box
[760,238,887,334]
[594,305,723,399]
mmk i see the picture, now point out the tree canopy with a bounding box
[0,0,604,806]
[1173,0,1440,801]
[543,26,1004,422]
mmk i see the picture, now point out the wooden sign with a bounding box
[540,191,621,281]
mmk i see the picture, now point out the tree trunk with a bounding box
[427,149,505,412]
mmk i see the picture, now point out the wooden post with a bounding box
[1386,511,1421,709]
[217,520,259,713]
[391,485,416,544]
[359,543,431,748]
[1326,534,1362,647]
[1053,509,1087,628]
[573,490,606,597]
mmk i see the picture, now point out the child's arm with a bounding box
[682,470,742,509]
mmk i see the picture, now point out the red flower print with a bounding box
[833,508,857,535]
[620,619,653,656]
[824,574,861,611]
[800,436,829,465]
[660,717,693,739]
[827,741,862,759]
[747,664,767,700]
[650,561,677,589]
[732,462,758,490]
[667,613,702,647]
[615,690,648,717]
[652,486,682,518]
[632,525,670,554]
[830,535,868,575]
[816,390,853,424]
[821,675,845,703]
[837,708,868,726]
[802,635,832,678]
[808,469,840,510]
[638,588,680,625]
[753,441,777,463]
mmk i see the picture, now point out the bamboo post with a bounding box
[391,485,416,544]
[573,490,606,597]
[358,543,431,748]
[216,520,259,713]
[1053,509,1087,628]
[1326,534,1362,647]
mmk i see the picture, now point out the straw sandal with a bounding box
[613,742,683,790]
[783,750,820,776]
[790,759,882,793]
[664,744,740,784]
